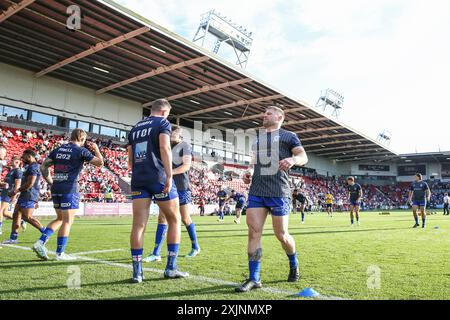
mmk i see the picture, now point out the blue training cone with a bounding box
[298,288,321,298]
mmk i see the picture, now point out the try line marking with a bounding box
[2,244,349,300]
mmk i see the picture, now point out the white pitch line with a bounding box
[72,249,124,256]
[2,244,348,300]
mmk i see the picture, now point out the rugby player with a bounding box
[32,129,104,261]
[0,156,22,235]
[217,186,228,222]
[325,191,334,218]
[236,106,308,293]
[128,99,188,283]
[3,149,44,244]
[227,189,246,224]
[293,188,308,224]
[347,177,362,227]
[407,173,431,228]
[143,125,200,262]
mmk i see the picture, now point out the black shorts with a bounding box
[326,203,333,208]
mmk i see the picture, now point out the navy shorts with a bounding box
[247,195,291,216]
[326,203,333,208]
[17,199,37,209]
[350,200,360,206]
[0,195,11,204]
[131,183,178,202]
[219,200,226,207]
[178,190,192,206]
[52,193,80,210]
[412,200,427,207]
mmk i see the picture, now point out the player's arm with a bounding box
[86,142,104,168]
[407,190,413,204]
[426,187,431,202]
[40,158,54,185]
[17,175,37,195]
[127,145,133,170]
[159,133,173,193]
[172,155,192,176]
[243,151,256,184]
[279,146,308,171]
[358,188,363,201]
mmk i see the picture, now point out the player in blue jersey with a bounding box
[235,106,308,293]
[217,186,228,222]
[292,188,308,224]
[227,190,246,224]
[0,156,22,235]
[407,173,431,228]
[128,99,188,283]
[32,129,104,261]
[3,149,45,244]
[143,125,200,262]
[347,177,362,227]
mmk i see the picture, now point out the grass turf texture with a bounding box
[0,211,448,300]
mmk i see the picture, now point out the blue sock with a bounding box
[0,222,3,230]
[356,216,359,222]
[39,227,54,244]
[351,218,354,225]
[10,232,18,241]
[152,224,167,256]
[39,227,45,233]
[249,260,261,282]
[186,223,200,250]
[166,244,179,271]
[56,237,68,255]
[288,252,299,269]
[220,211,225,220]
[301,212,305,222]
[422,218,426,227]
[415,216,419,225]
[131,248,143,261]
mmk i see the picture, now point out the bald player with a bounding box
[236,106,308,293]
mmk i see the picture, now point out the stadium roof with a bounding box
[395,152,450,164]
[0,0,398,162]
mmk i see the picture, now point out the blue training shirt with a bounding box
[1,168,23,198]
[348,183,362,201]
[18,163,41,202]
[48,143,95,194]
[410,181,430,202]
[217,190,227,201]
[231,192,246,203]
[128,116,172,188]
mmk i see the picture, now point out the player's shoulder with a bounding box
[279,128,298,139]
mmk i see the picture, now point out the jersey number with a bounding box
[56,154,71,160]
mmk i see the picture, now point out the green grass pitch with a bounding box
[0,211,449,300]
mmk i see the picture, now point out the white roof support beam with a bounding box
[35,26,150,78]
[181,94,284,118]
[143,78,252,107]
[212,106,309,126]
[98,55,210,95]
[0,0,35,23]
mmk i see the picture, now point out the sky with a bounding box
[117,0,450,154]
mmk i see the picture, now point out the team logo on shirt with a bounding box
[135,142,148,162]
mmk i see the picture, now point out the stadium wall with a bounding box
[306,153,351,177]
[0,63,141,131]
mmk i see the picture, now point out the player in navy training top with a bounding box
[0,156,22,235]
[226,190,247,224]
[236,106,308,293]
[128,99,188,283]
[3,149,45,244]
[407,173,431,228]
[217,186,228,222]
[347,176,363,226]
[33,129,104,261]
[143,125,201,262]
